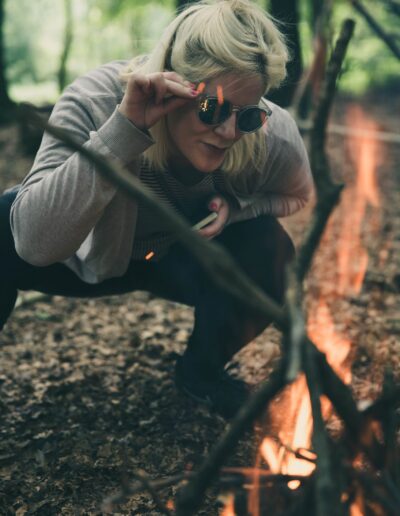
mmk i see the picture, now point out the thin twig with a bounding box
[315,344,385,469]
[284,267,306,382]
[351,0,400,59]
[175,363,287,515]
[361,386,400,420]
[304,341,340,516]
[102,472,189,511]
[354,469,400,515]
[131,469,173,516]
[296,19,355,283]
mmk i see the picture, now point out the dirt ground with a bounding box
[0,94,399,515]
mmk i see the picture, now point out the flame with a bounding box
[196,81,206,94]
[217,85,224,105]
[259,376,315,484]
[308,300,352,383]
[337,105,381,296]
[166,499,175,510]
[220,493,235,516]
[145,251,155,261]
[252,105,382,511]
[350,487,365,516]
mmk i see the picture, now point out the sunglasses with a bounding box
[197,94,272,134]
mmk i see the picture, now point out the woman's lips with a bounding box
[201,142,229,156]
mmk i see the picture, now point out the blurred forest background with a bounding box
[1,0,399,112]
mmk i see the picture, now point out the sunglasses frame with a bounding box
[197,94,273,134]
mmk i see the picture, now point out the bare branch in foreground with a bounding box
[295,18,355,283]
[19,104,286,330]
[175,363,287,516]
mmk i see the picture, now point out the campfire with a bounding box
[217,105,389,516]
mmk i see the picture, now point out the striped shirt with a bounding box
[132,160,226,260]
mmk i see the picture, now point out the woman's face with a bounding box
[166,73,264,174]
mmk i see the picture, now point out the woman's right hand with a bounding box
[118,71,198,131]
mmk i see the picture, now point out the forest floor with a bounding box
[0,93,399,515]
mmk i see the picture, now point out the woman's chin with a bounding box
[192,156,225,174]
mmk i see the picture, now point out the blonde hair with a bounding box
[121,0,288,174]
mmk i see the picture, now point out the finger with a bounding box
[127,74,152,94]
[208,197,223,211]
[160,95,193,116]
[162,77,198,100]
[150,74,169,105]
[162,71,193,88]
[198,214,224,238]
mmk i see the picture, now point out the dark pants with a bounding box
[0,190,294,374]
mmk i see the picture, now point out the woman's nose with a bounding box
[214,113,240,140]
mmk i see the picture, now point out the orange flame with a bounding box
[220,493,235,516]
[350,487,365,516]
[337,105,381,296]
[196,82,206,94]
[145,251,155,261]
[217,85,224,105]
[253,105,382,511]
[166,499,175,511]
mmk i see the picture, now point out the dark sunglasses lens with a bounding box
[198,97,231,125]
[238,108,267,132]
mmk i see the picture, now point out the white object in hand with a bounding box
[192,212,218,231]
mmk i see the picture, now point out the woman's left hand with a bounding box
[198,196,231,239]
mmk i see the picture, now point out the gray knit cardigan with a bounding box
[10,61,313,284]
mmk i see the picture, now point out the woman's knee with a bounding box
[219,216,294,296]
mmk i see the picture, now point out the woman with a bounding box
[0,0,313,418]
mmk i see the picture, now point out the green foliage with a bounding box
[296,0,400,95]
[333,0,400,94]
[3,0,400,104]
[5,0,175,104]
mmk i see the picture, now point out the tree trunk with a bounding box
[0,0,14,118]
[58,0,73,93]
[267,0,303,107]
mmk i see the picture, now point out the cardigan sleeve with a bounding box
[10,82,154,267]
[228,104,314,223]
